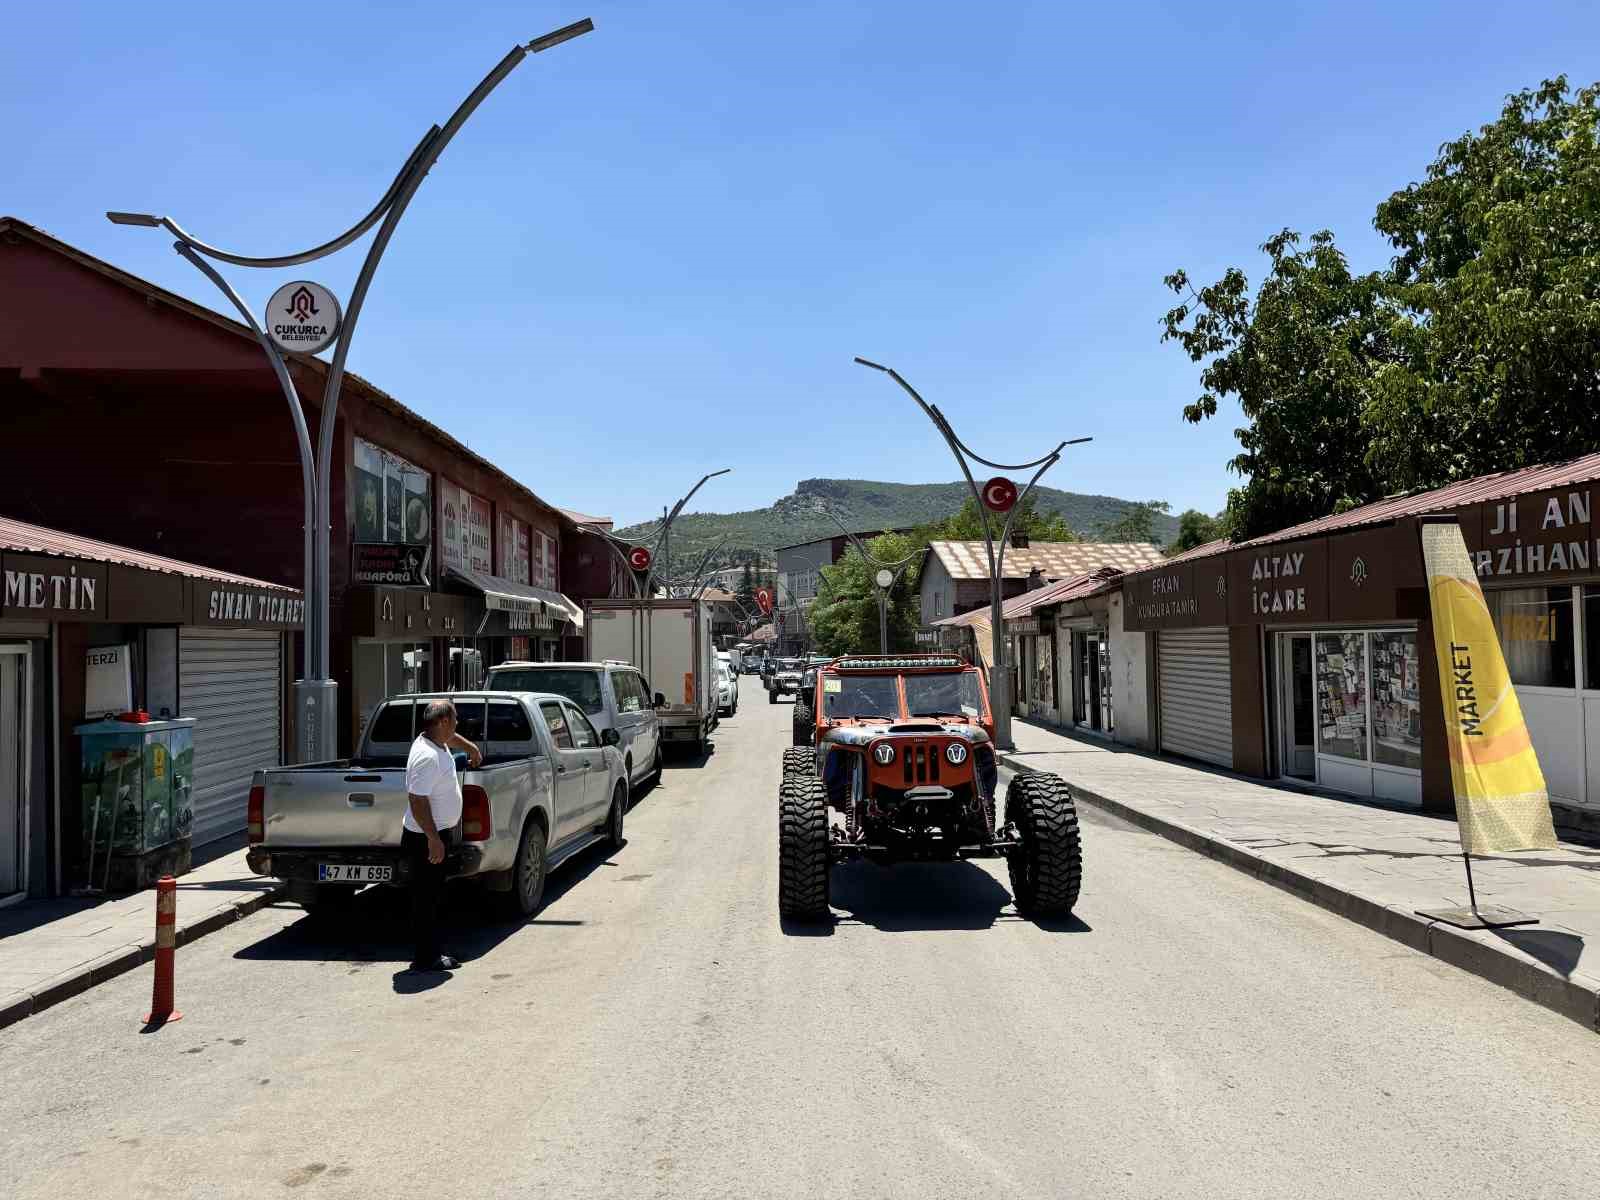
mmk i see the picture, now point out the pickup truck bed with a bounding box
[247,691,628,917]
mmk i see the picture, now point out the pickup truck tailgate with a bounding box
[260,767,410,848]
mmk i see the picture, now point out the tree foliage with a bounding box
[927,495,1079,543]
[1163,77,1600,539]
[807,533,923,657]
[1169,509,1223,553]
[1095,499,1172,545]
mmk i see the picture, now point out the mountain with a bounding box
[612,478,1181,570]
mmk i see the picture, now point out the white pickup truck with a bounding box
[246,691,629,918]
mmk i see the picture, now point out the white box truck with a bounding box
[586,599,718,755]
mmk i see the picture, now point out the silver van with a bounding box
[485,660,663,792]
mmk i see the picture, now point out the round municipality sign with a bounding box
[628,546,653,571]
[981,476,1019,513]
[875,568,894,589]
[265,280,341,355]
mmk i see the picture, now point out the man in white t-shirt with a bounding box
[403,698,481,972]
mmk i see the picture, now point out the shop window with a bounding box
[1583,586,1600,691]
[1489,587,1575,689]
[1370,632,1422,769]
[1315,633,1367,761]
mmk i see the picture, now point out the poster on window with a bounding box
[441,481,485,575]
[467,494,492,574]
[497,514,530,584]
[543,532,558,591]
[354,439,431,546]
[515,522,532,585]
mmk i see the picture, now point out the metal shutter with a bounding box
[1158,627,1233,769]
[180,628,282,845]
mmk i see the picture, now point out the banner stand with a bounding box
[1415,514,1558,931]
[1417,852,1539,929]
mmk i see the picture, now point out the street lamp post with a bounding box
[818,505,919,655]
[853,357,1090,751]
[653,469,730,595]
[107,19,595,762]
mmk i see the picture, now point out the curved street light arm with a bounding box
[577,523,650,600]
[816,503,919,571]
[131,126,442,268]
[172,240,320,659]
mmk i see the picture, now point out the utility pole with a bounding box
[107,19,595,761]
[854,357,1090,750]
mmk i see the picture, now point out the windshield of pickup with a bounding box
[489,668,605,715]
[822,674,901,720]
[903,672,983,719]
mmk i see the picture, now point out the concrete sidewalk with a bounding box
[999,719,1600,1032]
[0,847,282,1030]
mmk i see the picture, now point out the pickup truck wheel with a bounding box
[605,781,627,850]
[778,773,830,921]
[508,819,548,918]
[1005,772,1082,919]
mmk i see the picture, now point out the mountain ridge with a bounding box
[612,478,1179,567]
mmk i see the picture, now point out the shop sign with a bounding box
[1125,562,1197,630]
[1008,616,1040,636]
[353,542,431,588]
[1468,486,1595,582]
[191,580,305,629]
[498,514,531,585]
[1227,540,1328,625]
[265,280,341,355]
[2,555,104,618]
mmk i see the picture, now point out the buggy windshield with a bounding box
[822,674,901,720]
[904,672,983,719]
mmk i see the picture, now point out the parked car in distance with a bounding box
[792,657,833,744]
[249,691,630,918]
[485,660,663,792]
[716,660,740,716]
[769,657,804,703]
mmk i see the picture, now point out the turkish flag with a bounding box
[755,586,773,615]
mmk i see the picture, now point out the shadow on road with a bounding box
[664,742,717,769]
[810,860,1092,935]
[233,836,623,969]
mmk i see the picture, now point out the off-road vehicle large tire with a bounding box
[782,746,814,776]
[778,773,830,921]
[1005,772,1081,919]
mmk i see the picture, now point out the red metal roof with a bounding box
[933,568,1119,627]
[0,514,299,592]
[1125,450,1600,580]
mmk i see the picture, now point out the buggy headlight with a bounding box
[945,742,969,766]
[872,743,896,765]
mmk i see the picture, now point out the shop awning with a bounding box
[445,566,584,630]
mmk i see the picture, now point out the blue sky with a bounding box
[6,2,1599,529]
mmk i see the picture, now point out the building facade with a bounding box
[1118,456,1600,837]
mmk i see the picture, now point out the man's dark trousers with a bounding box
[402,824,459,966]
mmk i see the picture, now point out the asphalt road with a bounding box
[4,695,1600,1200]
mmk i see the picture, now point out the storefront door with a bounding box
[0,647,27,898]
[1077,632,1102,730]
[1277,633,1315,779]
[1308,628,1422,804]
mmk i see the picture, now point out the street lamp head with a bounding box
[854,356,889,372]
[528,18,594,53]
[106,211,162,227]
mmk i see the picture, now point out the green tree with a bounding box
[1162,229,1389,538]
[1164,77,1600,540]
[1168,509,1223,553]
[1096,500,1172,545]
[807,532,923,657]
[736,561,756,609]
[925,495,1079,542]
[1366,77,1600,489]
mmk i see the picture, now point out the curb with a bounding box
[0,882,285,1033]
[999,753,1600,1034]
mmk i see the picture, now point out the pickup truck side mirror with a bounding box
[653,692,667,708]
[601,727,621,747]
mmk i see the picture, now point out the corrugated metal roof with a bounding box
[1125,450,1600,580]
[929,540,1164,582]
[559,508,612,529]
[933,569,1118,627]
[0,513,299,592]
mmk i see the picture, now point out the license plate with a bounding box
[317,863,392,883]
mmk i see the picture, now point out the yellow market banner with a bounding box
[1421,520,1557,854]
